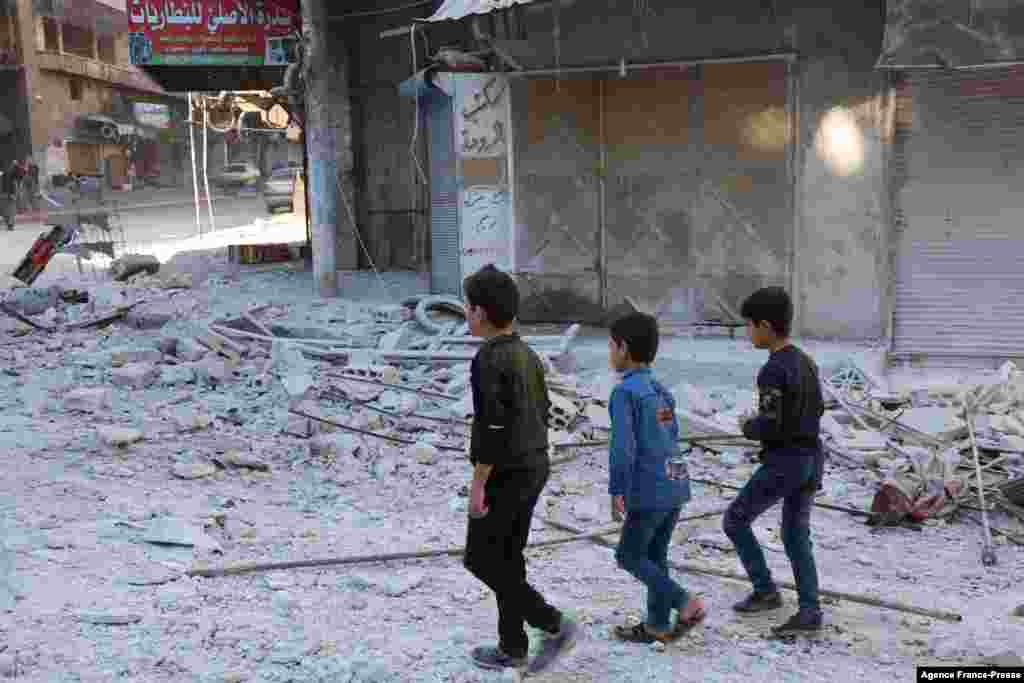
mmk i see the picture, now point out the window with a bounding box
[42,17,59,52]
[69,79,82,101]
[97,35,115,64]
[61,22,95,59]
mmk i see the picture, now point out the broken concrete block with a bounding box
[673,383,717,417]
[219,451,269,471]
[410,442,440,465]
[124,303,177,331]
[160,365,196,386]
[63,387,112,412]
[196,357,231,387]
[549,393,579,430]
[97,426,144,447]
[154,337,178,356]
[843,430,889,451]
[172,462,217,480]
[169,407,213,432]
[110,362,160,389]
[374,304,411,324]
[110,254,160,282]
[108,347,163,367]
[309,433,363,460]
[285,415,315,437]
[899,407,967,439]
[281,372,314,406]
[585,404,611,430]
[378,323,419,351]
[175,337,207,362]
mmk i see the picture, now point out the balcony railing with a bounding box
[36,49,161,92]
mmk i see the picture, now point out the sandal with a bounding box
[613,623,672,644]
[672,607,706,637]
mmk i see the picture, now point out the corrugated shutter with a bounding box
[425,91,462,297]
[891,66,1024,363]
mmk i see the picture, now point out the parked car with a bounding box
[214,162,261,191]
[263,167,300,212]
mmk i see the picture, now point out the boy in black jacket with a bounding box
[723,287,826,634]
[461,264,578,672]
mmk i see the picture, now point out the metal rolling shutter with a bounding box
[891,66,1024,363]
[425,91,462,296]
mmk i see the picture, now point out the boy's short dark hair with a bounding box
[463,264,519,328]
[740,287,793,337]
[610,312,659,364]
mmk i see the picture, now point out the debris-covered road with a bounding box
[0,257,1022,682]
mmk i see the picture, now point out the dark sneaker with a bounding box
[771,609,823,635]
[613,622,672,644]
[470,645,526,671]
[527,616,579,674]
[733,591,783,613]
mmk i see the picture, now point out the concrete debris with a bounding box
[175,337,208,362]
[309,433,363,460]
[172,463,218,480]
[97,426,144,448]
[108,347,163,367]
[168,407,213,432]
[76,611,143,626]
[585,403,611,430]
[409,442,440,465]
[144,518,221,551]
[110,362,160,389]
[196,357,232,387]
[124,302,178,331]
[110,254,160,282]
[218,451,269,471]
[160,365,196,386]
[63,387,112,412]
[673,382,717,417]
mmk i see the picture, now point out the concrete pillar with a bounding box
[14,0,41,158]
[302,0,338,298]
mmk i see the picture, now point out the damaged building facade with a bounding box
[185,0,1022,366]
[326,0,893,341]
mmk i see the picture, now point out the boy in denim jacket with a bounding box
[608,312,705,643]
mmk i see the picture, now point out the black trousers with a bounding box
[463,459,562,658]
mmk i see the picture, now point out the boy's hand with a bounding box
[656,407,674,425]
[611,495,625,522]
[468,481,489,519]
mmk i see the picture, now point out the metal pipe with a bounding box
[503,52,798,78]
[598,77,608,310]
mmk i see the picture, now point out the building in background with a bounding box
[0,0,189,190]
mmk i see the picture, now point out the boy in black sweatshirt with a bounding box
[723,287,826,634]
[461,265,578,672]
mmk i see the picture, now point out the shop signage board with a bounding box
[128,0,300,66]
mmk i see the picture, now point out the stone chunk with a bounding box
[63,387,112,412]
[110,362,159,389]
[109,347,162,367]
[175,337,207,362]
[172,463,217,480]
[97,426,144,447]
[124,303,177,331]
[160,365,195,386]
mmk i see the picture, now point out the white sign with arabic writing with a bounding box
[456,74,508,159]
[461,186,511,274]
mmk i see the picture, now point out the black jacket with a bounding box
[469,334,550,470]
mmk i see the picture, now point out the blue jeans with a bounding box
[722,453,823,611]
[615,506,688,632]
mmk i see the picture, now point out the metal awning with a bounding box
[417,0,534,23]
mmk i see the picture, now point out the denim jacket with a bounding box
[608,368,692,511]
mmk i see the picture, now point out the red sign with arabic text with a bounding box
[128,0,300,67]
